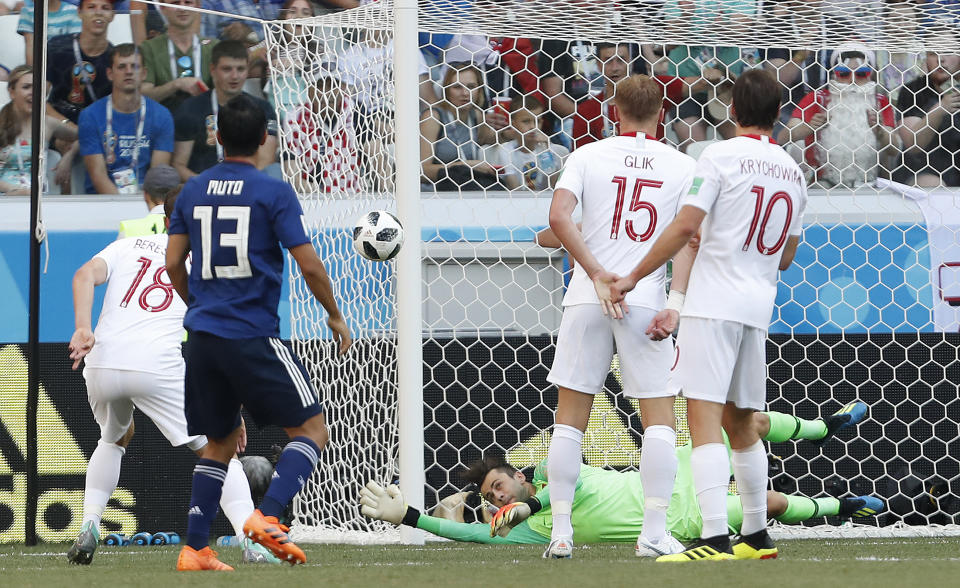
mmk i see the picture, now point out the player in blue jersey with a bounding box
[166,94,351,571]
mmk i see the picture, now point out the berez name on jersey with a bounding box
[739,158,804,186]
[133,238,166,256]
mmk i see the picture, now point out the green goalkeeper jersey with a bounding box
[524,447,702,543]
[415,445,712,544]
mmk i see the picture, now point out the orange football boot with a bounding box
[176,545,234,571]
[243,509,306,565]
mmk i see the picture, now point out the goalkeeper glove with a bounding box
[489,502,532,537]
[360,481,409,525]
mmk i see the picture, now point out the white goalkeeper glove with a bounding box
[360,481,407,525]
[489,502,532,537]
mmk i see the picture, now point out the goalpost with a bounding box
[263,0,960,542]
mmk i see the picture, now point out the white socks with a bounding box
[691,443,730,539]
[731,440,768,535]
[81,440,125,529]
[220,458,256,539]
[639,425,677,541]
[547,424,583,541]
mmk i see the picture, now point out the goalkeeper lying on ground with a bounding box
[361,402,884,551]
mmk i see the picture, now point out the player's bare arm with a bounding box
[549,188,624,318]
[612,205,706,303]
[779,235,802,271]
[69,258,109,370]
[289,243,352,355]
[646,241,698,341]
[165,233,191,303]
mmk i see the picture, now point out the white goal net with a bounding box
[264,0,960,542]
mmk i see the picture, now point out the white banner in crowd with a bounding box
[880,179,960,332]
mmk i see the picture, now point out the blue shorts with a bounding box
[184,331,324,439]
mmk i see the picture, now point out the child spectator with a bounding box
[485,96,568,191]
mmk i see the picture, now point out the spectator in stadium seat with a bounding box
[661,0,761,152]
[334,25,431,185]
[140,0,217,116]
[570,43,634,150]
[283,74,361,194]
[537,11,650,121]
[764,1,863,125]
[46,0,115,126]
[0,65,78,195]
[17,0,82,68]
[78,44,174,194]
[172,40,278,179]
[484,96,568,191]
[200,0,287,43]
[779,48,898,188]
[419,62,503,191]
[896,40,960,187]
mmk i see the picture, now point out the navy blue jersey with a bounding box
[168,160,309,338]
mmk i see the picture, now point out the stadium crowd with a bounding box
[0,0,957,195]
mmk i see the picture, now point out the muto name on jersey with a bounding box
[206,180,245,195]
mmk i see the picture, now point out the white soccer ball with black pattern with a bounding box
[353,211,404,261]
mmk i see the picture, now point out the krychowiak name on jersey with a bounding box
[680,135,809,330]
[83,233,187,375]
[554,131,697,311]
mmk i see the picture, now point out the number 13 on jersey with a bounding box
[193,205,253,280]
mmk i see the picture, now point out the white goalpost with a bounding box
[261,0,960,542]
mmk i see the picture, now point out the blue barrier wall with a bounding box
[0,230,294,342]
[0,221,936,342]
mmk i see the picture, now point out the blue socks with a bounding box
[186,459,228,550]
[259,436,320,519]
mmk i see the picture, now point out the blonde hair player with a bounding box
[527,74,699,559]
[609,69,809,562]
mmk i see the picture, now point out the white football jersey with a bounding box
[84,234,187,375]
[680,135,808,330]
[555,132,696,310]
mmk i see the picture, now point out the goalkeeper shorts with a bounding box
[547,303,674,398]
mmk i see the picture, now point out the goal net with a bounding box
[265,0,960,542]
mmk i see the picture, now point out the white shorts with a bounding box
[83,367,206,450]
[547,304,674,398]
[672,317,767,410]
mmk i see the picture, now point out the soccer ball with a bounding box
[353,210,404,261]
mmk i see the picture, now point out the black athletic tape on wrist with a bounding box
[401,506,421,527]
[524,496,542,515]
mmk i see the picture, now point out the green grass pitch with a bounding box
[3,538,960,587]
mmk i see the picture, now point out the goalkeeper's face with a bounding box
[480,469,530,508]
